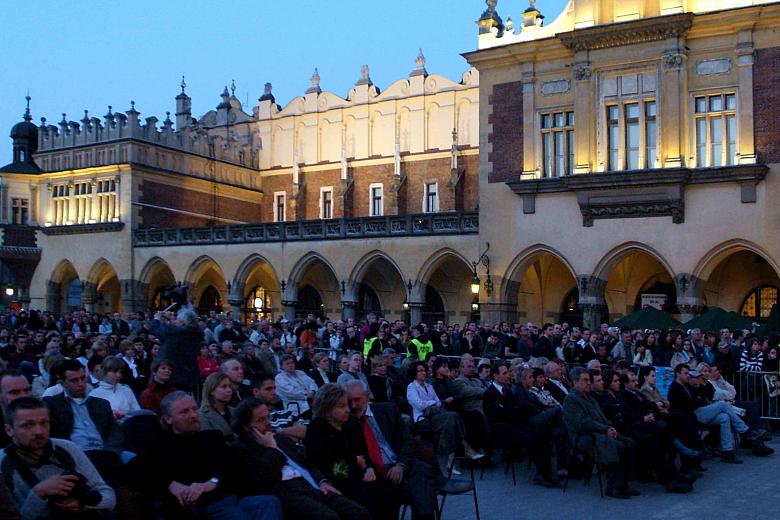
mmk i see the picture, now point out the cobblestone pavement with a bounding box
[438,437,779,520]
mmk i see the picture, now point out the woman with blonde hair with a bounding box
[89,355,141,420]
[199,371,235,441]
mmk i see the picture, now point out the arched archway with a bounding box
[594,244,676,320]
[48,260,81,313]
[185,256,228,314]
[503,246,578,325]
[417,249,474,324]
[139,257,176,311]
[233,254,280,322]
[696,242,780,320]
[288,253,340,319]
[350,251,406,320]
[86,259,121,313]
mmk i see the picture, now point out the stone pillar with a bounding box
[521,70,537,177]
[282,301,297,322]
[674,273,704,324]
[81,282,97,313]
[45,281,61,312]
[228,282,245,321]
[573,56,594,174]
[577,275,607,330]
[119,279,146,313]
[660,44,686,167]
[341,300,357,321]
[408,303,425,327]
[735,33,757,164]
[479,301,517,326]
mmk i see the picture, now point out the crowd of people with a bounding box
[0,306,777,518]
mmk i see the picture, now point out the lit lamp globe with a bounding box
[470,275,480,295]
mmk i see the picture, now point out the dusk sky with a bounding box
[0,0,569,165]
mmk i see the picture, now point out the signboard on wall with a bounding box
[641,293,667,310]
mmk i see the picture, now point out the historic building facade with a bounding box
[466,0,780,326]
[1,0,779,329]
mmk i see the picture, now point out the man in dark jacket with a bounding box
[483,363,556,486]
[231,398,369,520]
[43,360,124,461]
[345,380,436,520]
[151,307,203,391]
[562,366,636,499]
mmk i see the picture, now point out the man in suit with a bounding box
[344,380,436,520]
[543,361,570,405]
[43,359,124,468]
[231,398,369,520]
[563,367,637,499]
[483,363,557,486]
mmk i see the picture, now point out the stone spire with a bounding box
[522,0,544,27]
[410,48,428,77]
[22,95,32,122]
[176,76,192,129]
[259,82,275,102]
[355,64,372,86]
[306,67,322,94]
[477,0,504,36]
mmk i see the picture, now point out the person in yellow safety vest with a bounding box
[408,324,434,361]
[363,322,387,359]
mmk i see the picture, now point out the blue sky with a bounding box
[0,0,569,166]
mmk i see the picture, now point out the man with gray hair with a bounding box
[562,367,636,499]
[153,306,202,391]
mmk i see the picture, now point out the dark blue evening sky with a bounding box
[0,0,569,165]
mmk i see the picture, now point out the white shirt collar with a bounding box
[492,382,505,394]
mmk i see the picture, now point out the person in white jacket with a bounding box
[89,355,140,420]
[274,354,318,415]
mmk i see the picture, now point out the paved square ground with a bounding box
[439,438,779,520]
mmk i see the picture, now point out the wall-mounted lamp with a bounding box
[471,242,493,297]
[5,288,14,297]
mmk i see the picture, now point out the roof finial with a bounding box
[307,67,322,94]
[23,95,32,122]
[416,48,426,70]
[230,79,236,96]
[180,75,187,93]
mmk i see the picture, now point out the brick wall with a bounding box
[138,180,263,227]
[461,154,480,211]
[487,81,523,183]
[754,47,780,164]
[301,169,341,219]
[404,157,456,212]
[351,163,396,216]
[261,175,293,222]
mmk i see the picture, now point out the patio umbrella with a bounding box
[684,307,753,333]
[611,306,682,330]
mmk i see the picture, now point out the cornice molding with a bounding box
[557,13,694,52]
[41,222,125,235]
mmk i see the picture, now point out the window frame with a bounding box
[369,183,383,217]
[539,109,575,178]
[273,191,286,222]
[11,198,28,225]
[692,91,738,168]
[423,181,439,213]
[319,186,333,220]
[605,98,657,172]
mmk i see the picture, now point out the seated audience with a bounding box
[199,372,236,442]
[89,356,140,420]
[139,358,176,416]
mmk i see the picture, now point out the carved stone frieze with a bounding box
[558,13,693,52]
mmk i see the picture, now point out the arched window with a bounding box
[740,285,778,320]
[244,286,270,322]
[197,286,222,315]
[296,285,323,319]
[66,279,83,311]
[421,285,446,325]
[357,283,381,319]
[560,288,583,327]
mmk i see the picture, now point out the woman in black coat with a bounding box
[304,384,398,520]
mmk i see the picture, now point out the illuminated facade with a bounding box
[1,0,779,328]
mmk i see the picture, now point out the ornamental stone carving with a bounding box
[662,51,685,69]
[573,66,592,81]
[541,79,570,96]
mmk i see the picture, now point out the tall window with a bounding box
[424,182,439,213]
[11,198,28,225]
[52,184,69,225]
[274,192,286,222]
[606,100,657,171]
[369,183,383,217]
[741,285,778,320]
[95,179,117,223]
[320,187,333,219]
[695,93,736,167]
[541,111,574,177]
[73,181,92,224]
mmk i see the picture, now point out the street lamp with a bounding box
[471,242,493,297]
[5,288,13,297]
[403,300,410,311]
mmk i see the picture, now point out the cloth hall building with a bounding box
[1,0,779,330]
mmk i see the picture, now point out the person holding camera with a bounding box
[0,397,115,518]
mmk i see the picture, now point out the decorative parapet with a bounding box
[41,222,125,235]
[133,212,478,247]
[506,164,767,226]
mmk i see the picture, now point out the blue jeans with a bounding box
[694,401,749,451]
[203,495,282,520]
